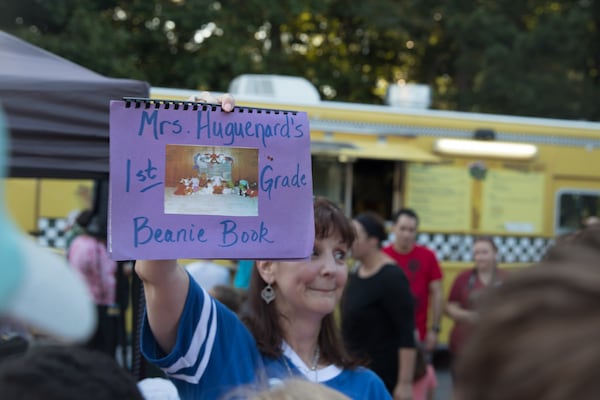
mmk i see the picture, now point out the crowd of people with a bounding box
[2,93,600,400]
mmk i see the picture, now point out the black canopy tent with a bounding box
[0,32,151,375]
[0,30,150,178]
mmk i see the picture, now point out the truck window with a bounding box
[556,190,600,235]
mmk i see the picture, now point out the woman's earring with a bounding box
[261,283,276,304]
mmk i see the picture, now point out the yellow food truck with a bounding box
[6,75,600,343]
[153,78,600,343]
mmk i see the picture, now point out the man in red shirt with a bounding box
[383,208,443,355]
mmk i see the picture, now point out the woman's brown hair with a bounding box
[241,197,360,368]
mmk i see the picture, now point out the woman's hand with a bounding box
[446,302,477,324]
[188,91,235,112]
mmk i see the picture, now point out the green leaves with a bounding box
[1,0,598,120]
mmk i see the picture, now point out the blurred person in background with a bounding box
[209,284,247,315]
[411,349,437,400]
[444,236,508,374]
[67,209,118,357]
[185,259,232,291]
[234,259,254,290]
[341,211,416,400]
[382,208,443,357]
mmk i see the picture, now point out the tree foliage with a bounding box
[1,0,598,120]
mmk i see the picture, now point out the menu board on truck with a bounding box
[405,164,472,232]
[480,169,544,234]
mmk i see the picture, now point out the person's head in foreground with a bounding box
[454,256,600,400]
[247,378,350,400]
[544,223,600,263]
[137,377,180,400]
[0,345,143,400]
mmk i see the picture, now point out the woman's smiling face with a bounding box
[269,232,350,319]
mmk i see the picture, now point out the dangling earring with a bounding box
[261,283,276,304]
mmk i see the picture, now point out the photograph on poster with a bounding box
[164,144,259,216]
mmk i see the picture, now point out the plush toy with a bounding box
[212,176,223,186]
[207,153,220,164]
[185,178,194,195]
[174,177,193,195]
[212,184,224,195]
[191,177,200,192]
[198,173,208,188]
[246,182,259,198]
[238,179,249,196]
[174,178,188,195]
[193,153,234,170]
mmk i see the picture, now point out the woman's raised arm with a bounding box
[135,259,189,354]
[134,92,234,354]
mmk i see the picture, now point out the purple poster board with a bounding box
[108,99,314,261]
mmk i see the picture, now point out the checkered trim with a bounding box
[36,217,553,263]
[416,233,553,264]
[37,217,69,249]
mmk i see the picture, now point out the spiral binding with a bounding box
[122,97,297,115]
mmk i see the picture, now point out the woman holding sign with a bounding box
[136,197,389,400]
[135,93,389,400]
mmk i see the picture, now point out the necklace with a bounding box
[310,345,320,371]
[281,345,320,381]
